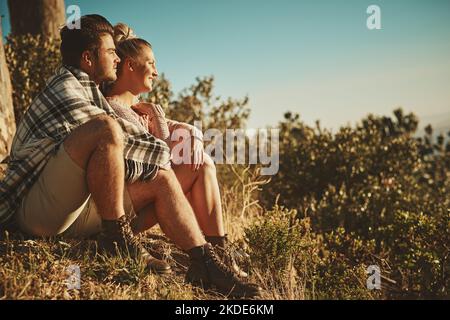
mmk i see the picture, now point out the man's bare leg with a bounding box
[63,114,203,250]
[63,115,125,220]
[63,115,171,273]
[127,168,206,251]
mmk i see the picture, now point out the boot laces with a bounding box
[205,245,235,278]
[215,239,248,269]
[117,218,140,248]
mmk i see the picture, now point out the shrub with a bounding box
[245,205,382,299]
[5,34,61,124]
[245,205,313,272]
[259,109,449,298]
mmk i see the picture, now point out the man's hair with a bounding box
[60,14,114,68]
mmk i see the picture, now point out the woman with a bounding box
[104,23,246,277]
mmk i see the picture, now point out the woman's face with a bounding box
[125,46,158,94]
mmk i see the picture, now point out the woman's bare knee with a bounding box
[200,153,216,174]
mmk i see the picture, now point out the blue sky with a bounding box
[1,0,449,131]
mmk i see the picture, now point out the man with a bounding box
[0,14,261,298]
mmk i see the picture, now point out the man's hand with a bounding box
[132,103,170,140]
[131,102,165,118]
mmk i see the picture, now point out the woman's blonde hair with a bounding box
[113,23,152,75]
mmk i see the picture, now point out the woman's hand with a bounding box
[171,124,204,171]
[190,128,204,171]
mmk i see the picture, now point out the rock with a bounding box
[0,22,16,161]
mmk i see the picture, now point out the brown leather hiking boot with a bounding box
[206,235,249,278]
[98,216,171,275]
[186,243,263,298]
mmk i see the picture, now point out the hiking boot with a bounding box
[186,243,263,298]
[98,216,171,275]
[206,235,249,278]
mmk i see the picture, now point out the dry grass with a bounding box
[0,218,288,300]
[0,165,295,300]
[0,227,253,300]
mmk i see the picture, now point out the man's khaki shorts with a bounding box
[16,144,135,238]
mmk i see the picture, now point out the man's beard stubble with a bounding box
[92,61,117,84]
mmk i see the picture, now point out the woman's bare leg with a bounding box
[182,154,225,237]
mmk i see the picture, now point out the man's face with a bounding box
[91,34,120,83]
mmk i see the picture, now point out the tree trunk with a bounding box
[7,0,66,38]
[0,21,16,163]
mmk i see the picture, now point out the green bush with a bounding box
[5,34,61,124]
[259,109,449,298]
[245,205,381,299]
[245,205,313,272]
[388,209,449,297]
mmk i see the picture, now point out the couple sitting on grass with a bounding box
[0,14,262,298]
